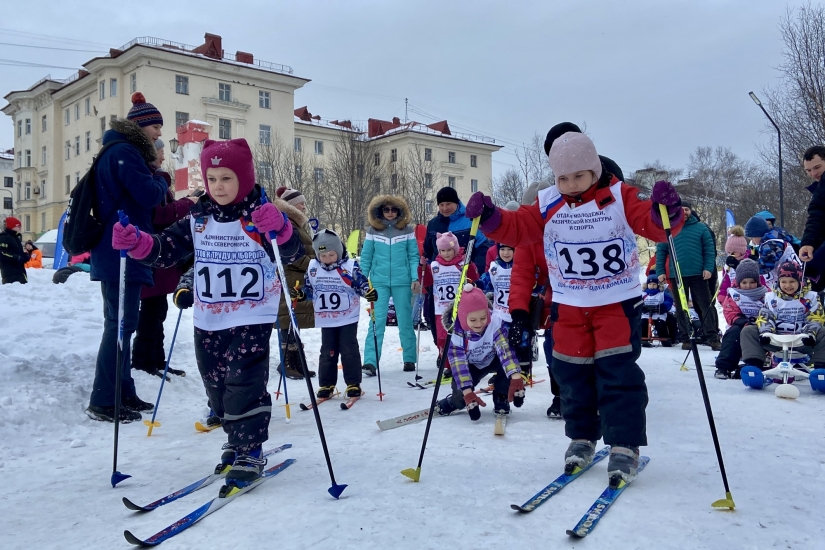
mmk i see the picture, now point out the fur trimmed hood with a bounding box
[367,194,412,230]
[270,196,308,228]
[109,118,157,165]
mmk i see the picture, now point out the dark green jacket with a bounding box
[655,214,715,278]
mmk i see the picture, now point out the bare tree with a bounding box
[492,167,526,206]
[515,132,552,187]
[393,142,443,225]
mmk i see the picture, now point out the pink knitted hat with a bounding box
[457,284,490,331]
[436,231,459,253]
[724,234,747,255]
[201,138,256,205]
[548,132,602,183]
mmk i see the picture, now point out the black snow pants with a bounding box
[132,295,168,372]
[318,322,363,388]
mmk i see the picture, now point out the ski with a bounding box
[194,421,221,433]
[122,444,292,512]
[494,413,507,435]
[340,396,360,410]
[510,447,610,513]
[124,459,295,546]
[299,392,339,411]
[376,408,430,430]
[566,456,650,538]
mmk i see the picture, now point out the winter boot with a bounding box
[492,393,510,415]
[709,341,722,352]
[85,405,141,423]
[436,396,457,416]
[215,443,237,474]
[123,395,154,413]
[607,445,640,487]
[403,362,416,372]
[206,410,222,428]
[346,384,362,398]
[224,447,266,487]
[714,368,730,380]
[546,395,562,419]
[288,348,315,378]
[564,439,597,474]
[362,363,377,377]
[316,385,336,399]
[279,362,304,381]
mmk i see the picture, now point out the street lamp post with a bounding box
[748,91,783,228]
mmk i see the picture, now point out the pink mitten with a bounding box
[252,202,293,245]
[111,223,154,259]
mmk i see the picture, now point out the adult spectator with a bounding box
[360,194,420,373]
[0,217,27,284]
[24,241,43,269]
[656,201,720,350]
[799,146,825,278]
[131,139,197,379]
[86,92,168,423]
[273,186,316,380]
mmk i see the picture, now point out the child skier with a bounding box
[436,284,524,419]
[640,275,676,347]
[478,243,514,323]
[291,229,376,399]
[112,138,299,487]
[714,259,766,379]
[718,225,748,307]
[740,260,825,382]
[465,131,684,486]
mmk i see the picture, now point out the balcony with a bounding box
[202,97,250,111]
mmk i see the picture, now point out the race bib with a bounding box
[435,282,458,302]
[314,289,352,312]
[195,262,265,304]
[495,288,510,308]
[554,238,627,281]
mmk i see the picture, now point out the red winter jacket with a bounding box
[509,240,553,329]
[422,248,480,289]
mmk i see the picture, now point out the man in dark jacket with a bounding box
[800,146,825,264]
[86,92,168,423]
[0,217,28,284]
[656,201,720,350]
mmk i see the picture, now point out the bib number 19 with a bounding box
[555,239,626,280]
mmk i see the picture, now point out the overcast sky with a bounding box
[0,0,803,179]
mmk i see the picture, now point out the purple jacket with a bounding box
[141,181,194,299]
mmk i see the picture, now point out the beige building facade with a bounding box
[1,150,13,226]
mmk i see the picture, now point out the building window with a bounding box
[85,131,91,152]
[25,150,31,167]
[259,125,271,145]
[110,78,117,97]
[3,176,12,188]
[295,165,302,180]
[40,180,46,200]
[75,136,80,156]
[175,75,189,95]
[357,164,364,179]
[391,149,397,162]
[130,73,137,94]
[85,97,90,115]
[175,111,189,129]
[25,118,31,134]
[219,118,231,139]
[471,179,478,193]
[41,115,47,132]
[25,182,31,200]
[41,146,46,165]
[17,120,21,137]
[374,152,380,166]
[372,177,381,194]
[425,173,432,188]
[100,116,106,138]
[448,176,456,188]
[65,141,71,160]
[259,91,270,109]
[315,140,324,155]
[314,168,324,184]
[294,137,301,152]
[2,197,10,210]
[425,200,433,214]
[470,155,477,168]
[448,151,456,164]
[219,83,231,102]
[17,152,21,168]
[41,213,46,231]
[74,104,80,120]
[110,114,117,124]
[425,148,432,161]
[99,81,105,100]
[65,175,70,195]
[24,215,30,232]
[258,162,272,181]
[391,173,398,189]
[64,109,70,126]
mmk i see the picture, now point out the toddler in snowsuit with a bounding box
[744,216,800,288]
[714,259,767,379]
[478,243,514,324]
[640,275,676,346]
[465,131,684,486]
[718,226,748,308]
[292,229,376,399]
[740,261,825,384]
[436,284,524,419]
[113,138,300,487]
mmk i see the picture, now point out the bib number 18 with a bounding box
[554,239,627,280]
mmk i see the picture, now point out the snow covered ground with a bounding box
[2,270,825,549]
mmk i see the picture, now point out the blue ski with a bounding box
[124,459,295,546]
[511,447,610,513]
[122,444,291,512]
[566,456,650,538]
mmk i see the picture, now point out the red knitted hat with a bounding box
[5,216,21,229]
[201,138,256,204]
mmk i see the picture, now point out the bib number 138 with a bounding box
[554,239,626,280]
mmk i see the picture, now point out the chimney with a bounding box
[392,117,401,124]
[194,33,223,60]
[236,51,254,64]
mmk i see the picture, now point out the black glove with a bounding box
[508,309,534,351]
[759,333,772,346]
[732,317,749,329]
[174,289,194,310]
[463,392,486,421]
[289,286,305,301]
[365,288,378,303]
[802,333,816,347]
[725,255,740,269]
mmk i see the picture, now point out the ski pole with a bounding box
[660,203,735,510]
[260,189,345,498]
[402,216,480,482]
[274,316,291,422]
[111,211,132,487]
[367,279,385,401]
[145,308,183,436]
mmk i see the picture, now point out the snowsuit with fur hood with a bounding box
[360,195,420,366]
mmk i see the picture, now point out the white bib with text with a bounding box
[488,261,512,322]
[451,314,501,368]
[306,258,361,328]
[432,260,462,315]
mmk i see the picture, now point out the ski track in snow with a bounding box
[2,270,824,549]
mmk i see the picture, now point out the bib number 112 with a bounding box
[555,239,626,280]
[197,263,264,302]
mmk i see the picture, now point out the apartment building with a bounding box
[0,149,13,226]
[2,33,307,241]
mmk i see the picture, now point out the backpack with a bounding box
[61,140,127,256]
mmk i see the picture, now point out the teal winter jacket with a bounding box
[655,214,715,278]
[360,195,420,287]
